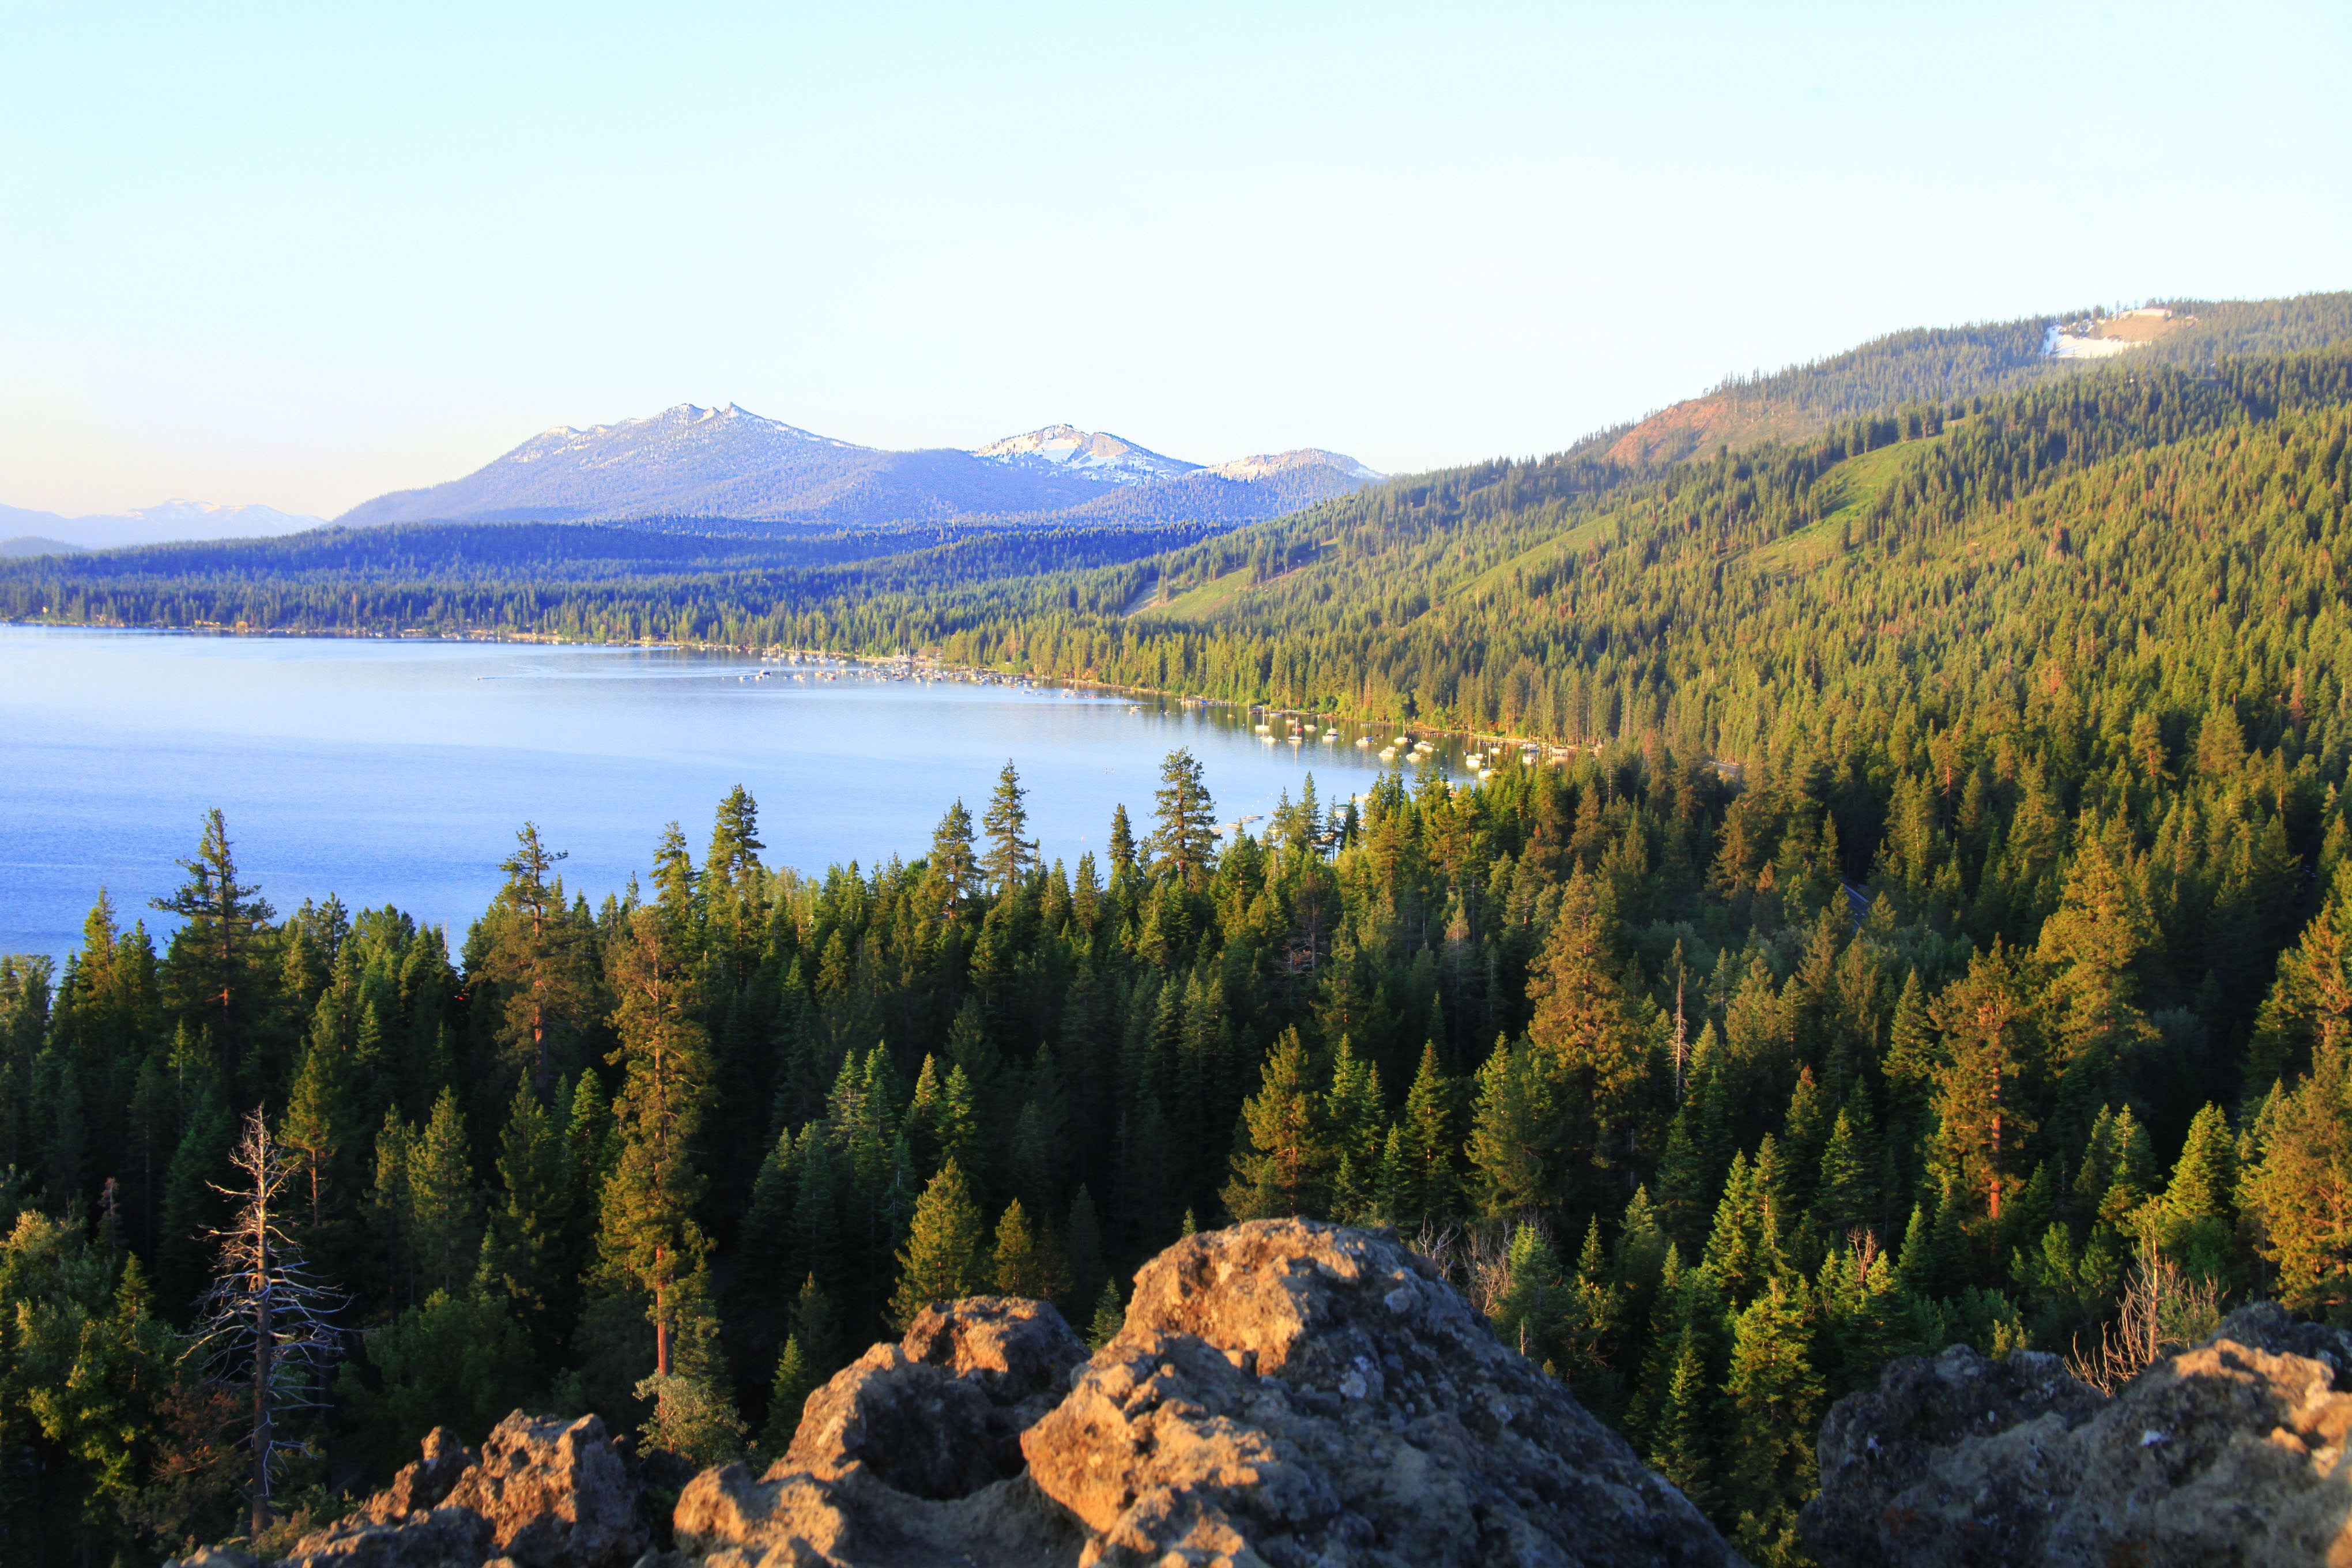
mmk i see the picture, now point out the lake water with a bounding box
[0,628,1464,962]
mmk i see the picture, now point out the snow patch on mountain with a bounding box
[116,499,323,533]
[972,425,1200,487]
[510,404,866,469]
[1204,449,1385,484]
[334,405,1386,529]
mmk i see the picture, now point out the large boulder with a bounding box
[674,1296,1090,1567]
[782,1296,1088,1498]
[1024,1219,1738,1567]
[178,1224,1746,1568]
[1801,1301,2352,1568]
[269,1506,493,1568]
[364,1427,476,1522]
[443,1412,646,1567]
[275,1412,646,1568]
[679,1221,1741,1568]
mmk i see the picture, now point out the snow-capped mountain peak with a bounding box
[1204,448,1386,485]
[511,404,864,469]
[971,424,1200,487]
[332,405,1383,529]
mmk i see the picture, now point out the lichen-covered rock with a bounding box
[1801,1302,2352,1568]
[277,1505,495,1567]
[276,1412,643,1568]
[204,1224,1742,1568]
[1022,1219,1740,1567]
[897,1295,1090,1407]
[161,1550,259,1568]
[443,1414,645,1568]
[781,1297,1087,1499]
[674,1463,1081,1568]
[364,1427,476,1524]
[676,1297,1088,1566]
[680,1226,1738,1566]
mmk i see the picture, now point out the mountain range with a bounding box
[0,499,323,556]
[333,406,1385,532]
[17,293,2343,557]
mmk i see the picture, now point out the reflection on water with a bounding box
[0,628,1502,960]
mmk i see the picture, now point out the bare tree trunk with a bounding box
[195,1110,343,1546]
[251,1183,274,1536]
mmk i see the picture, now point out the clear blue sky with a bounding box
[2,1,2345,518]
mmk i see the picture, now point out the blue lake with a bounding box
[0,628,1462,962]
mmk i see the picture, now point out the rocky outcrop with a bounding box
[782,1296,1088,1499]
[365,1426,475,1522]
[674,1296,1091,1567]
[681,1219,1741,1567]
[1803,1302,2352,1568]
[168,1551,261,1568]
[268,1413,647,1568]
[169,1223,1743,1568]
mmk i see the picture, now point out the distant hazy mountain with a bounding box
[334,405,1384,531]
[1204,448,1385,485]
[1059,449,1394,526]
[0,536,86,558]
[0,500,323,551]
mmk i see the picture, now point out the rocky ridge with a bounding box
[1803,1301,2352,1568]
[681,1218,1736,1566]
[251,1411,647,1568]
[169,1223,2352,1568]
[174,1220,1736,1568]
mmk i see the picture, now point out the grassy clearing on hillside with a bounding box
[1139,548,1328,620]
[1452,512,1619,602]
[1749,431,1948,574]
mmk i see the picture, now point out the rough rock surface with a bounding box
[365,1427,476,1522]
[783,1296,1088,1498]
[1803,1301,2352,1568]
[168,1551,259,1568]
[676,1296,1090,1567]
[272,1412,647,1568]
[681,1220,1740,1567]
[1026,1219,1737,1567]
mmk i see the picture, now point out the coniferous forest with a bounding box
[6,321,2352,1565]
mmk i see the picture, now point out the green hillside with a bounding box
[11,300,2352,1565]
[1585,291,2352,464]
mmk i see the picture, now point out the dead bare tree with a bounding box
[190,1107,345,1537]
[1410,1218,1518,1320]
[2066,1238,2225,1396]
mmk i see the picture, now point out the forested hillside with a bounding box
[8,306,2352,1566]
[0,518,1218,634]
[1584,291,2352,463]
[6,638,2352,1564]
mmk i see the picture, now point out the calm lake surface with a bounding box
[0,628,1465,962]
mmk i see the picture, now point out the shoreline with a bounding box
[0,614,1614,768]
